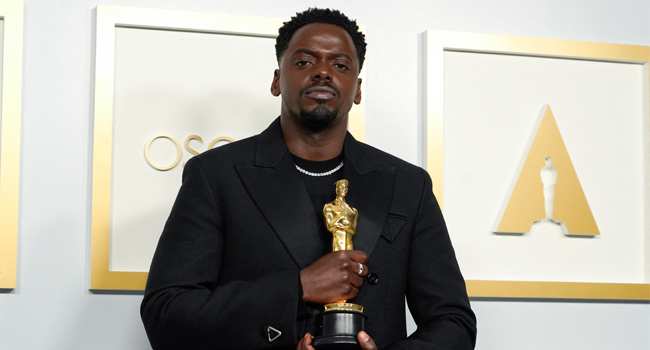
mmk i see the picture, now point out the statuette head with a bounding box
[335,179,349,197]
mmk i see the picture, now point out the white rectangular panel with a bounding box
[443,50,646,283]
[110,27,279,272]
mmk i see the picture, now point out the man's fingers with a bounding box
[354,262,368,277]
[296,335,304,350]
[298,333,315,350]
[358,331,377,350]
[343,285,359,300]
[345,251,369,279]
[300,250,369,304]
[350,268,365,288]
[335,251,368,277]
[346,250,368,263]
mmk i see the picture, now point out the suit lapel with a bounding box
[342,134,395,261]
[235,119,322,269]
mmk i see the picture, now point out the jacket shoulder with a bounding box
[190,134,258,169]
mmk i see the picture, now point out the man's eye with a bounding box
[296,60,312,67]
[334,63,349,70]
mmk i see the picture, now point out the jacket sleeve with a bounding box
[386,173,477,350]
[141,158,306,350]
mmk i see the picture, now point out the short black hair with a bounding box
[275,8,366,71]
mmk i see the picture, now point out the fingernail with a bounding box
[359,331,369,342]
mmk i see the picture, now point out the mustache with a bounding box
[299,82,340,97]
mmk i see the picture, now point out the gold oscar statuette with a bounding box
[312,179,367,350]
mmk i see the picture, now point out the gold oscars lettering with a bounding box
[144,134,235,171]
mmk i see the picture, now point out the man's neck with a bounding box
[280,115,347,161]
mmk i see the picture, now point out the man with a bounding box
[141,8,476,350]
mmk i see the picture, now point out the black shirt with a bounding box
[291,152,345,255]
[291,152,345,336]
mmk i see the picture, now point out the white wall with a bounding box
[0,0,648,349]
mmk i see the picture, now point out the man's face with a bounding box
[271,23,362,131]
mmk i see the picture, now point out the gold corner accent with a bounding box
[0,0,24,289]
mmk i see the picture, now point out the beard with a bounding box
[299,104,339,132]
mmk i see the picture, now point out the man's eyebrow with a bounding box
[331,52,353,60]
[292,48,318,56]
[291,49,353,61]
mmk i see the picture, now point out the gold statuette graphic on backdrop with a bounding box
[493,105,599,237]
[312,179,367,349]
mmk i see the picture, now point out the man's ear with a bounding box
[354,78,362,105]
[270,69,281,97]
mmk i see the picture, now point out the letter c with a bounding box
[208,136,235,149]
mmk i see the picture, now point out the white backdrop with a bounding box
[1,0,648,349]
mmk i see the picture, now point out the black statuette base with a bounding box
[312,310,367,350]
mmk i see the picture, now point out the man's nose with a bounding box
[310,63,332,81]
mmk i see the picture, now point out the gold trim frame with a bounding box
[0,0,23,289]
[425,30,650,300]
[91,5,366,290]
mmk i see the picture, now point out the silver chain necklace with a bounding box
[295,161,344,177]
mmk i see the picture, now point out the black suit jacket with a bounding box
[141,118,476,349]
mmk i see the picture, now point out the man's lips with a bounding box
[301,84,339,100]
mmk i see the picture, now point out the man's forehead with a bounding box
[285,23,357,55]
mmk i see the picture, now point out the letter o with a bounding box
[145,134,182,171]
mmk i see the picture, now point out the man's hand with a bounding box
[297,332,376,350]
[300,250,368,304]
